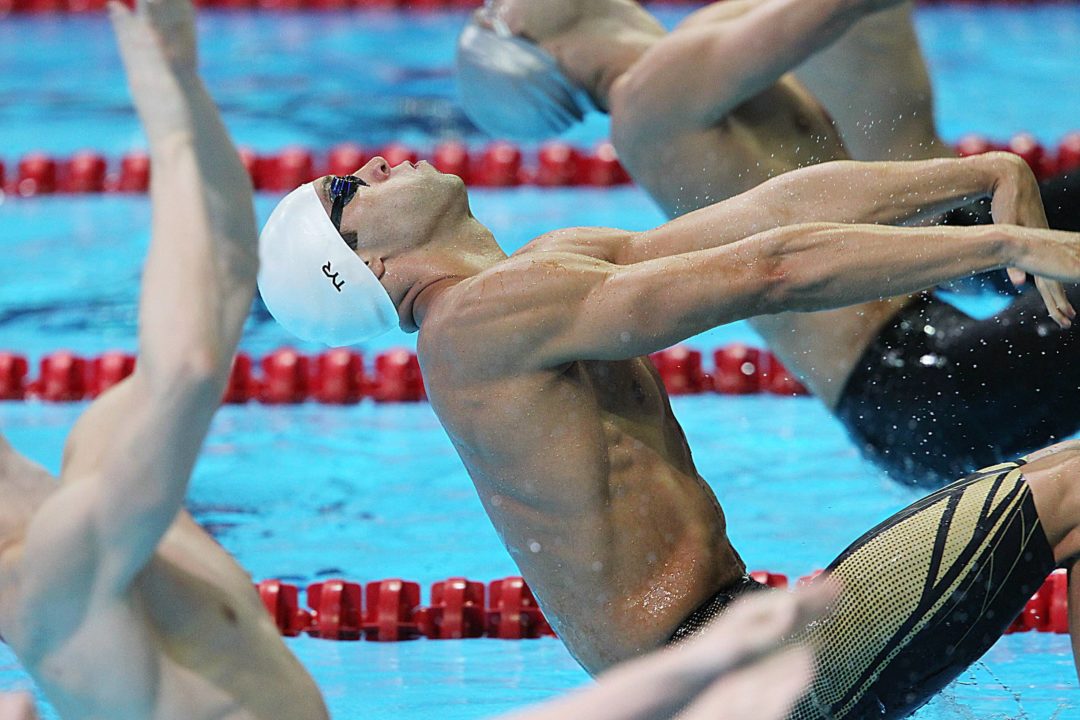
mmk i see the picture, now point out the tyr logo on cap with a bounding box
[322,261,345,292]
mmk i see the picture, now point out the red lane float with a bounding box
[1059,133,1080,175]
[252,569,1070,641]
[1,345,818,404]
[486,576,554,639]
[651,347,707,395]
[474,141,523,187]
[33,352,87,402]
[713,344,766,395]
[223,352,258,404]
[432,141,471,183]
[535,142,585,187]
[307,579,364,640]
[418,577,486,639]
[63,151,108,193]
[326,143,370,178]
[112,152,151,193]
[87,351,135,397]
[1005,568,1069,635]
[257,579,314,637]
[313,349,365,404]
[364,579,422,641]
[0,353,28,401]
[15,153,58,196]
[7,134,1080,194]
[259,347,311,404]
[371,349,425,402]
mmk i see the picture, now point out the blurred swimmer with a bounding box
[456,0,1080,486]
[0,694,35,720]
[261,142,1080,716]
[1,586,831,720]
[0,0,329,717]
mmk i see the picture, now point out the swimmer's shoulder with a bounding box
[514,227,636,263]
[420,230,631,377]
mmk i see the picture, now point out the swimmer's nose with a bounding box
[359,156,391,183]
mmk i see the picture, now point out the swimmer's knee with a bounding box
[1024,445,1080,562]
[1021,440,1080,464]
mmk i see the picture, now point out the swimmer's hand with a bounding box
[500,582,833,720]
[108,0,199,144]
[0,693,38,720]
[987,152,1076,328]
[1005,225,1080,329]
[671,581,835,720]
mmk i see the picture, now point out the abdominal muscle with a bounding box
[438,358,746,673]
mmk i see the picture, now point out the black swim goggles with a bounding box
[328,174,368,236]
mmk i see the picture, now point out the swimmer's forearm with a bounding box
[630,155,1014,265]
[749,156,1000,227]
[138,70,257,382]
[757,222,1011,313]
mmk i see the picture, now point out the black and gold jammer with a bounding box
[670,459,1058,720]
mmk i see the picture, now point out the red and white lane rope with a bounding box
[254,569,1070,641]
[1,134,1077,197]
[0,345,808,404]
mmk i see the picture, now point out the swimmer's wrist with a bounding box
[990,225,1025,268]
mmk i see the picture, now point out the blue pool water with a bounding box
[2,4,1080,719]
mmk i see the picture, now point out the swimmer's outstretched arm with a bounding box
[11,0,255,632]
[617,152,1074,326]
[464,216,1080,366]
[613,0,900,137]
[497,587,831,720]
[621,153,1044,262]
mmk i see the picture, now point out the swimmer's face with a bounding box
[313,156,468,262]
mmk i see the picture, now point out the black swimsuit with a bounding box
[670,459,1056,720]
[835,170,1080,488]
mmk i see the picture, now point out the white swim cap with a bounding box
[456,6,594,140]
[257,183,399,347]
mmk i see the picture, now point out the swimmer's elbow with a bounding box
[142,348,226,398]
[746,229,805,314]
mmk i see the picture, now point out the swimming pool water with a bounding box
[1,6,1080,155]
[3,4,1080,719]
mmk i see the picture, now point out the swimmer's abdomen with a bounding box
[791,462,1055,719]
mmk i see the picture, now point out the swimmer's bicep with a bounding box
[632,0,867,128]
[99,380,218,591]
[62,374,220,594]
[16,482,103,640]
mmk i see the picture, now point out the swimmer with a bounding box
[0,586,831,720]
[793,0,1080,236]
[0,694,36,720]
[259,149,1080,716]
[456,0,1080,487]
[0,0,329,716]
[0,1,836,718]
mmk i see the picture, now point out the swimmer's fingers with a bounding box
[108,0,196,73]
[1035,277,1075,329]
[676,580,836,677]
[1007,267,1027,287]
[678,645,814,720]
